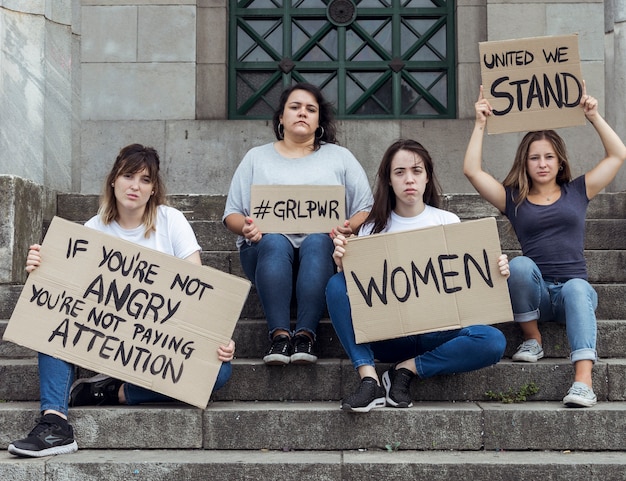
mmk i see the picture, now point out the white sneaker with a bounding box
[563,382,597,408]
[512,339,544,362]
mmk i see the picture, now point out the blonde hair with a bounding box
[100,144,166,237]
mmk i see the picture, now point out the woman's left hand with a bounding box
[580,80,599,121]
[330,220,352,239]
[497,254,510,278]
[217,339,236,362]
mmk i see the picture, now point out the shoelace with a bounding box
[518,340,539,352]
[28,418,57,437]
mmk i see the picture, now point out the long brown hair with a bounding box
[503,130,572,206]
[99,144,166,237]
[364,139,442,234]
[272,82,338,150]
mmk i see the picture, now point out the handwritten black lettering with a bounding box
[252,199,341,221]
[490,72,582,116]
[170,274,213,300]
[483,50,534,69]
[30,285,86,317]
[83,274,181,324]
[542,46,569,63]
[66,238,88,259]
[99,246,159,284]
[350,250,492,307]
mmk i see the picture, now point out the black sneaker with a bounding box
[70,374,123,406]
[263,335,292,365]
[341,377,386,413]
[290,334,318,364]
[382,364,415,408]
[8,413,78,457]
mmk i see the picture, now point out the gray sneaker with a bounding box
[563,382,597,408]
[512,339,544,362]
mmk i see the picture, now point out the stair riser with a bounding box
[1,402,625,452]
[1,359,623,403]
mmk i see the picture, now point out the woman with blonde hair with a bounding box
[9,144,236,457]
[464,83,626,407]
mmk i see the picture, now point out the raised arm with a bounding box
[463,86,507,213]
[581,81,626,199]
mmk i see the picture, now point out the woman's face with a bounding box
[526,139,560,186]
[113,167,154,216]
[279,89,320,141]
[389,149,429,215]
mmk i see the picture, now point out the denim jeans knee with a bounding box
[507,256,550,323]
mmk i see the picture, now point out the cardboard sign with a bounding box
[250,185,346,234]
[479,34,585,134]
[3,217,250,409]
[342,218,513,344]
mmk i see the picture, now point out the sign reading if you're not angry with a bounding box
[3,217,251,409]
[250,185,346,234]
[342,218,513,344]
[479,34,586,134]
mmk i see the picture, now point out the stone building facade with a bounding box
[1,0,624,284]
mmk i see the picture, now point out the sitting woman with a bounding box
[326,139,509,412]
[9,144,235,457]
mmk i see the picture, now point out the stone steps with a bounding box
[1,357,625,404]
[0,191,623,479]
[1,401,626,452]
[2,449,625,481]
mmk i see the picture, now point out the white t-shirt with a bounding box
[85,205,201,260]
[359,204,460,236]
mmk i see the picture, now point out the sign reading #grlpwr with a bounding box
[479,34,585,134]
[3,217,250,409]
[250,185,346,234]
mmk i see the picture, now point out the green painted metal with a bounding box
[228,0,456,119]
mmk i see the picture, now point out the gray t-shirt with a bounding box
[223,142,373,248]
[504,175,589,280]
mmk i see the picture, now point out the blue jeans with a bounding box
[39,354,232,416]
[325,273,506,378]
[507,256,598,363]
[240,233,335,340]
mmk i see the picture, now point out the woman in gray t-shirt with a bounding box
[223,83,373,366]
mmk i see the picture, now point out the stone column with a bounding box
[606,0,626,192]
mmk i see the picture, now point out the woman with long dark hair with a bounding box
[326,139,509,412]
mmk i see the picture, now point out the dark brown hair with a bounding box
[272,82,338,150]
[364,139,442,234]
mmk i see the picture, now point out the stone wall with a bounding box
[0,0,622,283]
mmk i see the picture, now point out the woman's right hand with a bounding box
[242,217,263,243]
[474,85,492,125]
[25,244,42,273]
[332,234,348,271]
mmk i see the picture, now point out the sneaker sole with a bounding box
[512,351,544,362]
[8,441,78,458]
[263,354,290,365]
[381,370,413,408]
[563,395,597,408]
[341,397,386,413]
[290,353,318,364]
